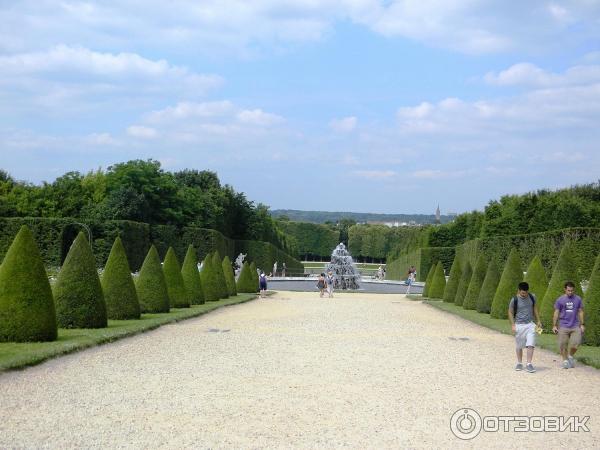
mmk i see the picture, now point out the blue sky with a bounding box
[1,1,600,215]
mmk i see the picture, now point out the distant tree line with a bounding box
[271,209,453,225]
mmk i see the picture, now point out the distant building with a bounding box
[435,205,441,224]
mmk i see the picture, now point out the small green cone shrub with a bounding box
[524,256,548,303]
[584,253,600,346]
[212,252,229,299]
[463,255,487,310]
[53,232,107,328]
[422,264,436,298]
[135,245,170,313]
[101,236,140,320]
[163,247,190,308]
[200,254,220,302]
[443,257,462,303]
[236,262,256,293]
[222,256,237,297]
[454,260,472,307]
[539,242,582,330]
[250,262,259,293]
[476,260,500,313]
[181,245,205,305]
[490,249,523,319]
[0,225,57,342]
[428,262,446,299]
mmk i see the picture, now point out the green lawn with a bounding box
[0,293,257,372]
[423,299,600,369]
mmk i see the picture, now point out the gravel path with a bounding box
[1,292,599,449]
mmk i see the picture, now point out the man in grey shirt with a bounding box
[508,282,542,373]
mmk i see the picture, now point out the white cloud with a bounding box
[484,63,600,87]
[329,116,357,132]
[352,170,396,180]
[146,101,235,123]
[237,109,284,126]
[127,126,158,139]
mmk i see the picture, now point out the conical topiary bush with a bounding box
[490,249,523,319]
[212,252,229,300]
[584,253,600,346]
[428,262,446,299]
[0,225,57,342]
[454,260,472,307]
[524,255,548,303]
[222,255,237,297]
[163,247,190,308]
[250,262,259,293]
[476,259,500,314]
[463,254,487,310]
[236,261,256,293]
[539,242,582,330]
[101,236,140,320]
[181,245,205,305]
[53,232,107,328]
[422,263,436,298]
[135,245,169,313]
[443,256,462,303]
[200,254,219,302]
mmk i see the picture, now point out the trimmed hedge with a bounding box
[0,226,57,342]
[250,262,259,293]
[135,245,170,313]
[163,247,190,308]
[463,254,487,310]
[53,232,107,328]
[428,262,446,299]
[277,221,339,259]
[200,253,220,302]
[453,260,472,307]
[101,236,140,320]
[443,256,462,303]
[490,249,523,319]
[524,256,548,301]
[222,255,237,297]
[422,264,436,298]
[476,259,500,314]
[212,252,229,300]
[585,253,600,346]
[236,261,256,293]
[181,245,205,305]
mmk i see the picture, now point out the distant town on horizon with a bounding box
[270,209,456,226]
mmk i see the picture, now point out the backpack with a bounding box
[511,293,535,319]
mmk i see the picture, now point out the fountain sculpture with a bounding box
[325,243,361,290]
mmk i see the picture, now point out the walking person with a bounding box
[317,273,326,298]
[405,268,416,294]
[259,271,268,298]
[508,282,542,373]
[326,271,335,298]
[552,281,585,369]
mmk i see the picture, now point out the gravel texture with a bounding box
[1,292,599,449]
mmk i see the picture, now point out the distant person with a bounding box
[553,281,585,369]
[259,271,268,298]
[282,262,286,277]
[377,265,384,281]
[273,261,278,277]
[508,282,542,373]
[326,271,335,298]
[317,273,326,298]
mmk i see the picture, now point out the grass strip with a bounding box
[424,300,600,369]
[0,293,257,372]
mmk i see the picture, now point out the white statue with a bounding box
[273,261,278,276]
[234,253,246,271]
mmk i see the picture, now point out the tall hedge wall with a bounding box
[277,221,339,259]
[386,247,454,282]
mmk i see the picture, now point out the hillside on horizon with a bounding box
[270,209,454,225]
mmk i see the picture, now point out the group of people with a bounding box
[316,272,335,298]
[508,280,584,372]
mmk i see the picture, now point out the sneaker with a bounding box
[562,360,570,369]
[515,363,523,371]
[526,363,536,373]
[568,356,575,368]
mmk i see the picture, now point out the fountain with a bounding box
[325,243,361,290]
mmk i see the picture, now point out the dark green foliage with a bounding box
[443,256,462,303]
[101,236,140,320]
[222,255,237,296]
[236,262,256,293]
[200,253,220,302]
[476,260,500,313]
[212,252,229,299]
[53,232,107,328]
[524,256,548,301]
[249,262,259,293]
[277,221,338,259]
[539,242,582,329]
[422,263,436,298]
[463,255,487,310]
[163,247,190,308]
[454,261,472,307]
[135,245,169,313]
[0,226,57,342]
[181,245,205,305]
[585,253,600,346]
[428,262,446,299]
[490,249,524,319]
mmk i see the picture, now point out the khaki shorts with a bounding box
[515,322,536,349]
[558,327,582,349]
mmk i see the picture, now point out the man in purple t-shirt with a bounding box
[552,281,585,369]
